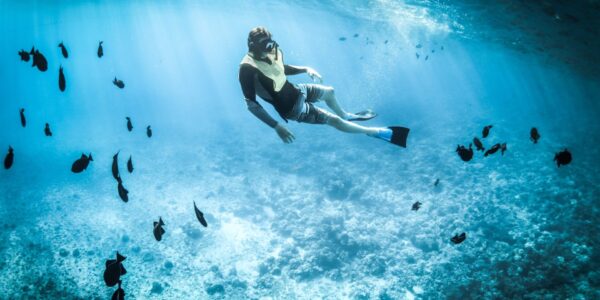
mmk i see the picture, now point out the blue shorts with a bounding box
[286,84,336,124]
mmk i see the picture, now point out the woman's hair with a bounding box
[247,26,272,54]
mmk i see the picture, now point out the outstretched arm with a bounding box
[284,65,307,75]
[284,64,322,83]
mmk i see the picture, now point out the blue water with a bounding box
[1,1,599,299]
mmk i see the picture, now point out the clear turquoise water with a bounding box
[0,1,599,299]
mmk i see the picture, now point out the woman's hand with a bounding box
[275,124,295,143]
[305,67,323,83]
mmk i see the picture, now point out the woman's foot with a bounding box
[367,127,393,141]
[346,109,377,121]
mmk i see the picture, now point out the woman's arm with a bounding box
[285,65,322,83]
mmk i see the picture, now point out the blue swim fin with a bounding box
[389,126,409,148]
[370,126,410,148]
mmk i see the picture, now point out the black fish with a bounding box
[456,144,473,162]
[500,143,507,155]
[58,66,66,92]
[530,127,540,144]
[19,108,26,127]
[127,156,133,173]
[113,77,125,89]
[126,117,133,132]
[416,44,422,48]
[4,146,14,170]
[482,125,493,138]
[434,178,439,186]
[415,53,420,59]
[58,42,68,58]
[44,123,52,136]
[484,143,501,157]
[117,176,129,202]
[411,201,422,211]
[98,41,104,58]
[103,252,126,287]
[112,152,120,181]
[339,37,346,41]
[554,149,572,167]
[194,201,208,227]
[353,33,359,38]
[18,49,30,62]
[71,153,93,173]
[30,47,48,72]
[451,233,466,244]
[146,126,152,138]
[153,217,165,241]
[425,55,429,60]
[473,137,485,152]
[111,280,125,300]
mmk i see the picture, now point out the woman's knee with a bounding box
[326,115,343,127]
[321,86,335,100]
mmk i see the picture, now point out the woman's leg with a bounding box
[326,115,381,135]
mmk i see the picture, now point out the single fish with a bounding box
[112,152,120,181]
[473,137,485,152]
[103,252,126,287]
[411,201,422,211]
[194,201,208,227]
[456,144,473,162]
[98,41,104,58]
[58,42,68,58]
[146,126,152,138]
[554,149,572,167]
[71,153,93,173]
[415,53,420,59]
[484,143,501,157]
[30,47,48,72]
[353,33,359,38]
[19,108,26,127]
[434,178,440,186]
[117,176,129,202]
[339,37,346,41]
[451,232,466,244]
[113,77,125,89]
[4,146,14,170]
[18,49,30,62]
[44,123,52,136]
[127,156,133,173]
[530,127,540,144]
[482,125,493,138]
[58,66,66,92]
[416,43,422,48]
[126,117,133,132]
[153,217,165,241]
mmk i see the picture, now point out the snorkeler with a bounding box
[238,26,409,147]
